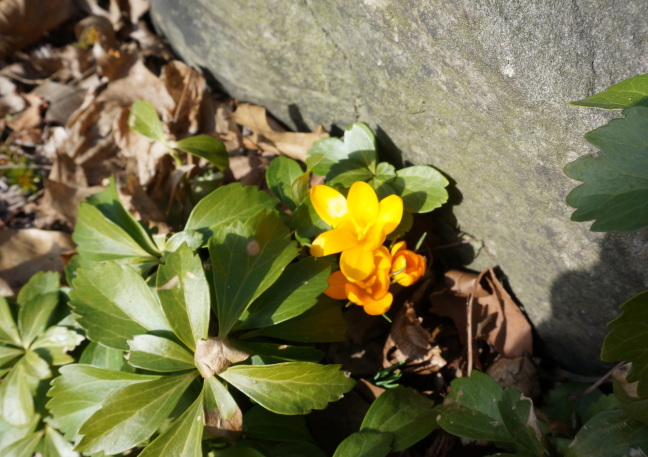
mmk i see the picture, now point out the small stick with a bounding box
[572,361,625,399]
[466,290,474,377]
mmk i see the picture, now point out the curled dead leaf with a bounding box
[204,407,243,442]
[194,337,250,378]
[486,356,541,398]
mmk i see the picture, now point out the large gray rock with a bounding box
[150,0,648,373]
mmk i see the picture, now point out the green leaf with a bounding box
[185,183,278,242]
[343,122,377,172]
[243,405,313,442]
[32,326,84,365]
[16,271,59,307]
[209,210,299,336]
[76,371,197,455]
[126,334,195,372]
[157,243,210,350]
[0,361,34,425]
[601,290,648,396]
[565,410,648,457]
[21,349,52,379]
[271,442,326,457]
[0,345,23,367]
[78,342,128,370]
[243,297,348,343]
[239,257,331,329]
[0,431,42,457]
[332,431,393,457]
[0,297,21,346]
[308,137,349,176]
[46,364,159,441]
[42,425,79,457]
[128,100,166,143]
[290,198,329,242]
[0,415,39,452]
[163,230,203,255]
[571,73,648,109]
[266,156,304,211]
[219,362,354,415]
[360,386,437,451]
[233,342,323,364]
[374,162,396,182]
[391,165,449,213]
[498,389,544,456]
[18,291,59,347]
[436,370,511,443]
[69,262,171,350]
[613,364,648,425]
[565,107,648,232]
[174,135,229,170]
[204,376,241,422]
[214,443,267,457]
[138,390,204,457]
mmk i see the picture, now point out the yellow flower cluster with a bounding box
[309,181,426,315]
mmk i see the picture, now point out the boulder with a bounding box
[149,0,648,373]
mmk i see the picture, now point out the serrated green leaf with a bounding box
[46,365,159,441]
[0,361,34,425]
[436,370,511,443]
[391,165,449,213]
[42,425,79,457]
[163,230,203,255]
[308,137,349,176]
[175,135,229,170]
[185,183,278,242]
[374,162,396,182]
[0,415,39,452]
[18,292,59,347]
[571,74,648,109]
[21,349,51,379]
[157,243,209,350]
[243,405,313,443]
[601,290,648,397]
[233,341,323,364]
[128,100,166,143]
[32,326,84,366]
[220,362,354,415]
[0,431,42,457]
[0,344,23,367]
[209,210,299,336]
[78,342,128,370]
[138,390,204,457]
[498,389,544,456]
[243,296,347,343]
[613,364,648,425]
[565,410,648,457]
[239,257,331,330]
[0,297,21,346]
[126,334,195,372]
[76,371,197,455]
[266,156,304,211]
[565,107,648,232]
[290,198,328,242]
[332,431,393,457]
[343,122,377,171]
[16,271,59,307]
[360,386,437,451]
[69,262,171,350]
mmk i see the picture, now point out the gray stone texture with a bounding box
[150,0,648,373]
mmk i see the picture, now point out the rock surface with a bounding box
[150,0,648,373]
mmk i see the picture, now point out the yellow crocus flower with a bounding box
[390,241,426,286]
[310,181,403,281]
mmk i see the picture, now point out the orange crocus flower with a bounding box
[390,241,426,287]
[324,246,393,315]
[310,181,403,282]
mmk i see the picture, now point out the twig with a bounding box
[466,290,474,377]
[0,164,52,170]
[571,361,625,399]
[1,189,44,227]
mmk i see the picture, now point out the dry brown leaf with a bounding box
[42,179,103,226]
[0,76,26,115]
[0,228,75,296]
[34,81,87,125]
[162,60,206,135]
[486,356,541,397]
[430,268,533,358]
[226,155,270,188]
[0,0,77,60]
[383,301,447,375]
[204,405,243,443]
[122,173,169,232]
[230,103,328,161]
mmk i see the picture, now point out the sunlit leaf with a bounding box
[0,431,42,457]
[16,271,59,307]
[128,100,166,144]
[0,361,34,425]
[219,362,354,415]
[0,345,23,367]
[78,342,129,371]
[332,431,392,457]
[565,107,648,232]
[126,334,195,372]
[0,297,21,346]
[31,326,84,366]
[18,292,59,347]
[571,73,648,109]
[266,156,304,211]
[175,135,229,170]
[42,425,79,457]
[391,165,449,213]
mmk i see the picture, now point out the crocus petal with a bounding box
[390,241,407,256]
[310,185,348,227]
[377,194,403,235]
[347,181,379,231]
[324,271,349,300]
[310,227,358,257]
[340,245,376,282]
[361,223,388,252]
[362,292,393,316]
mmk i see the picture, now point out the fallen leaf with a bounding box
[0,76,26,115]
[42,179,103,225]
[486,356,541,398]
[230,103,328,161]
[34,81,87,125]
[162,60,206,135]
[75,15,118,50]
[0,228,75,296]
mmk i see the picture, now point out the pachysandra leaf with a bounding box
[601,290,648,397]
[571,73,648,109]
[392,165,449,213]
[497,388,544,456]
[18,292,60,347]
[343,122,377,171]
[0,362,34,426]
[46,364,159,441]
[42,425,80,457]
[31,326,84,366]
[0,431,43,457]
[69,262,171,350]
[612,363,648,426]
[126,334,195,372]
[360,386,437,451]
[21,350,52,380]
[138,391,204,457]
[16,271,60,307]
[0,345,23,368]
[243,405,313,443]
[203,376,243,441]
[76,371,198,455]
[156,243,210,350]
[565,106,648,232]
[239,257,331,330]
[0,297,21,346]
[128,100,167,143]
[219,362,355,415]
[185,183,278,242]
[78,342,129,371]
[0,414,39,452]
[332,431,393,457]
[174,135,229,170]
[266,156,304,211]
[209,210,299,336]
[564,410,648,457]
[234,341,323,364]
